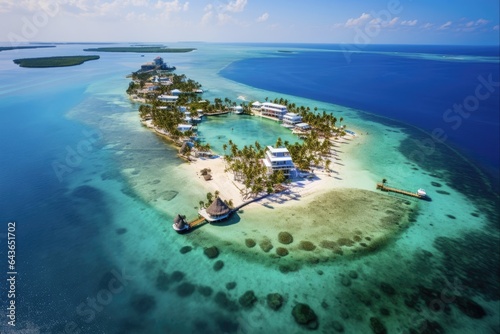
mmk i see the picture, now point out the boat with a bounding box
[417,188,427,197]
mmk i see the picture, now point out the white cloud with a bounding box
[0,0,14,13]
[217,12,235,24]
[345,13,371,27]
[494,25,499,31]
[439,21,452,30]
[385,17,399,27]
[204,4,213,12]
[201,9,213,25]
[223,0,247,13]
[401,19,418,26]
[257,12,269,23]
[422,23,434,29]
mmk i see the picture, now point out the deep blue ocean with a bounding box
[220,44,500,183]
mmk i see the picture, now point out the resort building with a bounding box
[294,122,311,132]
[158,95,179,103]
[199,197,231,222]
[260,102,288,120]
[231,106,243,114]
[251,101,262,109]
[171,89,182,96]
[262,146,295,177]
[282,113,303,128]
[177,124,193,133]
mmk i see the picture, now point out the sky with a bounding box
[0,0,499,45]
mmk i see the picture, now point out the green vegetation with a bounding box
[0,45,55,52]
[13,55,100,68]
[84,47,196,53]
[224,140,287,197]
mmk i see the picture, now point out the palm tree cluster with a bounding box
[284,133,332,172]
[223,140,286,198]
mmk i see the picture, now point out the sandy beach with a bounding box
[177,132,418,265]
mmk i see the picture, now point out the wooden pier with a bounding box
[376,183,424,199]
[188,216,207,228]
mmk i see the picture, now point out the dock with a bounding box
[188,216,207,228]
[376,183,424,199]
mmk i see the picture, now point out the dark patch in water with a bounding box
[171,270,185,282]
[431,181,442,187]
[446,214,456,220]
[116,228,127,235]
[214,291,239,312]
[198,285,213,296]
[180,246,192,254]
[176,282,196,297]
[215,316,239,333]
[72,185,103,201]
[130,294,156,314]
[436,190,450,195]
[434,231,500,300]
[161,190,178,201]
[156,270,170,291]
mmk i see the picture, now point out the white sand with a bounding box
[183,132,377,210]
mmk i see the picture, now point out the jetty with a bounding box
[188,216,207,228]
[376,183,427,199]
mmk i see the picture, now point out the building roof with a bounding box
[173,214,187,227]
[261,102,287,109]
[206,197,231,216]
[251,101,261,106]
[267,146,290,154]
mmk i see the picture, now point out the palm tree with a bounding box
[214,190,220,198]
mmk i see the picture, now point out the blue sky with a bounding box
[1,0,498,45]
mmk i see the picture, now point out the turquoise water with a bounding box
[0,43,498,333]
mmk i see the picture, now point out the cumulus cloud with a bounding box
[401,19,418,26]
[257,12,269,23]
[421,23,434,29]
[439,21,452,30]
[345,13,371,27]
[223,0,247,13]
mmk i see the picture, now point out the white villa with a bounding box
[282,113,303,128]
[262,146,295,177]
[260,102,288,120]
[158,95,178,103]
[294,122,311,132]
[231,105,244,114]
[177,124,193,133]
[171,89,182,96]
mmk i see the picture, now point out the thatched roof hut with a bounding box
[206,197,231,216]
[173,214,188,229]
[203,173,212,181]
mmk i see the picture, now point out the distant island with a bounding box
[0,45,55,52]
[13,55,100,68]
[83,47,196,53]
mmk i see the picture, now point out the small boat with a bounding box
[417,188,427,197]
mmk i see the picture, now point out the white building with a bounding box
[282,113,302,128]
[260,102,288,120]
[231,105,243,114]
[171,89,182,96]
[294,122,311,132]
[262,146,295,177]
[158,95,178,103]
[177,124,193,132]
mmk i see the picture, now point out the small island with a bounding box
[83,47,196,53]
[0,45,55,52]
[13,55,100,68]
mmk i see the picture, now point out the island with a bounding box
[0,45,55,52]
[83,47,196,53]
[125,57,419,264]
[13,55,100,68]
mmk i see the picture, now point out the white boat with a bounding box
[417,188,427,197]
